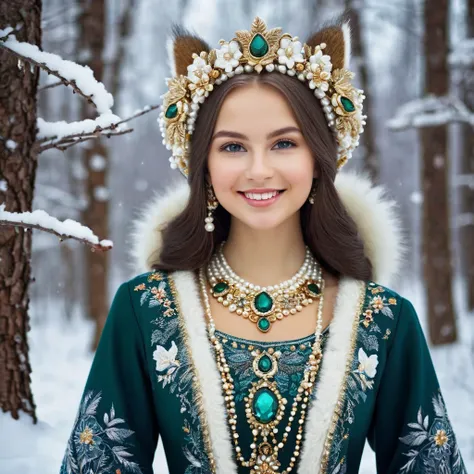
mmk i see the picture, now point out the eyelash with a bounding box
[220,139,297,153]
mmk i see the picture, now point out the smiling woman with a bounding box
[59,16,466,474]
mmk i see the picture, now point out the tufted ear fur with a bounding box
[166,25,211,77]
[306,21,351,70]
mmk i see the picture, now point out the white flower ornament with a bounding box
[215,40,243,73]
[277,37,304,70]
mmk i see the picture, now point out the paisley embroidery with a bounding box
[399,392,465,473]
[60,391,143,474]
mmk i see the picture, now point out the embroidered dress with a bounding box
[59,271,467,474]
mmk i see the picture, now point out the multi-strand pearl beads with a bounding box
[199,267,326,473]
[206,243,323,332]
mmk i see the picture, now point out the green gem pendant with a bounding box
[258,355,272,373]
[253,291,273,314]
[249,34,269,57]
[340,96,355,113]
[307,282,321,298]
[212,281,229,295]
[257,317,271,333]
[165,103,178,119]
[252,388,278,423]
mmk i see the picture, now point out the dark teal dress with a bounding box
[59,270,467,474]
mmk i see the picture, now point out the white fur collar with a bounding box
[129,170,405,286]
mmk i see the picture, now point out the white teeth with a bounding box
[244,191,279,201]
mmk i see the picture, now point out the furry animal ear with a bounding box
[166,25,211,77]
[306,21,351,70]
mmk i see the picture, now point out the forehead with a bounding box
[214,83,298,133]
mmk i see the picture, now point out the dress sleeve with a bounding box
[367,297,467,474]
[59,281,159,474]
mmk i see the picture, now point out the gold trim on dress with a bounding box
[168,274,217,473]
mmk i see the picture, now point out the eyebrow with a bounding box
[212,126,301,141]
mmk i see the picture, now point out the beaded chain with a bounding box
[206,243,323,333]
[199,267,326,473]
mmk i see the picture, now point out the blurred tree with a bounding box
[421,0,457,344]
[78,0,109,350]
[0,0,41,422]
[344,1,379,182]
[460,0,474,311]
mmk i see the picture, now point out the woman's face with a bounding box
[207,83,315,232]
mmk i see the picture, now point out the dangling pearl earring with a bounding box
[205,184,218,232]
[308,179,317,205]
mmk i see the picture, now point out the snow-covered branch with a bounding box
[0,204,113,252]
[388,95,474,130]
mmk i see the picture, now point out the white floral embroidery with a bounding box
[187,55,213,102]
[153,340,180,387]
[214,40,242,72]
[354,348,378,390]
[277,37,304,69]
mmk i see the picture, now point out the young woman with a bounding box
[59,17,466,474]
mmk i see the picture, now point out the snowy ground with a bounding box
[1,279,473,474]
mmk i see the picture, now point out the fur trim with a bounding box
[171,271,237,473]
[341,22,351,69]
[129,171,405,286]
[298,278,364,472]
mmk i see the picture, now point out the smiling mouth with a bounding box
[238,190,285,201]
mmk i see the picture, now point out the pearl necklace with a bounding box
[199,267,326,473]
[206,243,323,333]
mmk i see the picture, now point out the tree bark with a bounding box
[460,0,474,311]
[78,0,109,350]
[0,0,42,421]
[421,0,457,345]
[344,1,379,182]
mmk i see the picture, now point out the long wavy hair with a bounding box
[153,72,372,281]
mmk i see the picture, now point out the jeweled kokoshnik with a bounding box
[159,17,366,178]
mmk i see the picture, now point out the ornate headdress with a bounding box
[159,17,366,178]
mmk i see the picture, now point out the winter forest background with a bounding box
[0,0,473,472]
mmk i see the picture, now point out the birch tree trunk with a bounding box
[78,0,109,350]
[421,0,457,345]
[0,0,41,421]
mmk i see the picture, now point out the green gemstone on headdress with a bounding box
[340,97,355,113]
[257,317,271,332]
[254,292,273,313]
[213,282,229,294]
[165,103,178,119]
[250,34,269,57]
[253,388,278,423]
[258,354,272,373]
[307,282,321,297]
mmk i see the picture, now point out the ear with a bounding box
[167,24,211,77]
[306,21,351,70]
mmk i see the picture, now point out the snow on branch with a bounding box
[449,38,474,67]
[387,95,474,130]
[0,204,113,252]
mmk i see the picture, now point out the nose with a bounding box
[245,151,274,181]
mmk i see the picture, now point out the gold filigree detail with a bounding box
[165,75,188,105]
[320,282,367,472]
[331,69,355,98]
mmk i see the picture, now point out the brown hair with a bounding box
[153,72,372,281]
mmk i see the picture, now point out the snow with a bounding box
[6,139,17,150]
[449,38,474,67]
[0,204,113,249]
[37,114,121,142]
[0,179,7,192]
[90,154,107,171]
[1,35,114,114]
[0,280,472,474]
[93,186,110,202]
